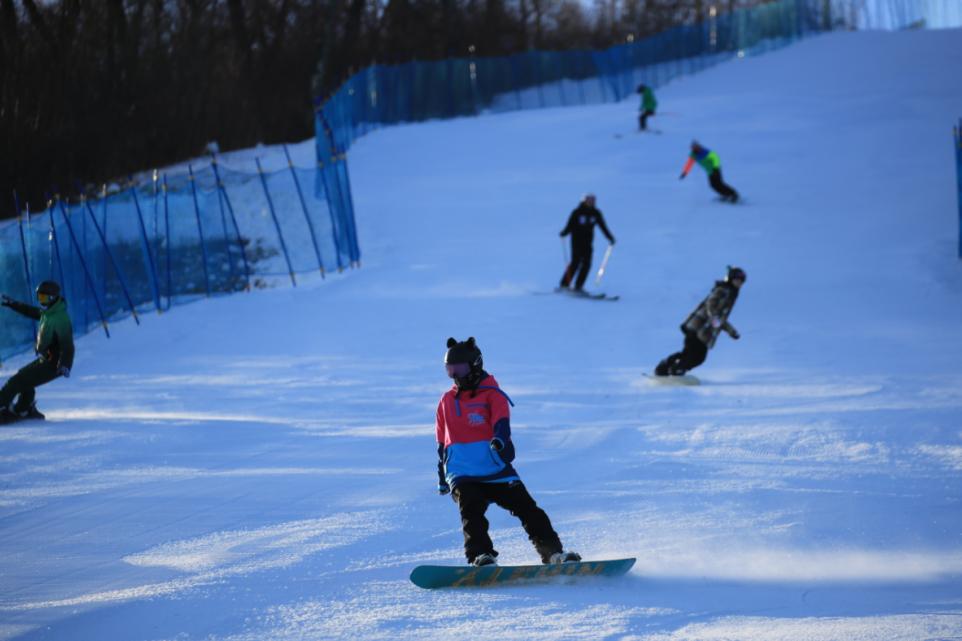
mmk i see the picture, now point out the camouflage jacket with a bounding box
[681,281,740,349]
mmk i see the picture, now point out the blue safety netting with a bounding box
[0,158,358,364]
[316,0,962,153]
[316,0,834,153]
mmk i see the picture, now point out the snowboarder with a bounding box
[0,281,73,424]
[437,337,581,567]
[559,194,616,293]
[655,267,745,376]
[680,141,740,203]
[637,84,658,131]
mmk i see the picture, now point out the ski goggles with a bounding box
[445,363,471,379]
[37,292,54,305]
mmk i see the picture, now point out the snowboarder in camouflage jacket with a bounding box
[655,268,745,376]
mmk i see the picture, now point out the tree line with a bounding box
[0,0,762,219]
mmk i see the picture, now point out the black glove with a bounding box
[490,438,504,451]
[1,295,14,308]
[679,173,686,180]
[438,483,450,496]
[58,365,70,378]
[731,331,740,340]
[609,237,616,245]
[559,231,565,237]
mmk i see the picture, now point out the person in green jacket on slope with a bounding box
[637,84,658,131]
[680,141,740,203]
[0,281,74,423]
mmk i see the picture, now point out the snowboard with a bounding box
[0,410,43,425]
[643,373,700,386]
[410,557,636,589]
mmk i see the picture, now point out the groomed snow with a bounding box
[2,28,961,640]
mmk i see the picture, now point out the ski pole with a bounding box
[595,244,613,286]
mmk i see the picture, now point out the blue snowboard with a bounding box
[410,558,636,589]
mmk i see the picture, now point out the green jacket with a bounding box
[639,87,658,112]
[682,147,722,177]
[694,149,720,172]
[8,297,75,369]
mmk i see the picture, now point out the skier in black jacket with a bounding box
[559,194,616,292]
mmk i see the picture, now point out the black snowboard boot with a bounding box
[0,406,19,425]
[18,403,45,420]
[654,359,670,376]
[471,553,498,567]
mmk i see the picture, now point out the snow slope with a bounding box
[2,28,962,640]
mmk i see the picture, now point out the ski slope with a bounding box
[2,28,962,640]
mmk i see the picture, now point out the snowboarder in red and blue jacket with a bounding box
[436,337,580,567]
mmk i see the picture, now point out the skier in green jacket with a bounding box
[0,281,74,423]
[637,85,658,131]
[680,141,739,203]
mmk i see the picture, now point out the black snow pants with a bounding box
[0,358,61,412]
[639,109,655,130]
[451,480,564,564]
[560,244,592,290]
[664,330,709,374]
[708,168,738,200]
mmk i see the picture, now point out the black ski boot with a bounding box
[0,406,19,425]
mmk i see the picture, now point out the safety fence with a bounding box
[956,120,962,260]
[316,0,962,157]
[0,147,359,364]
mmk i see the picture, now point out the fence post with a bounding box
[510,52,522,110]
[553,51,567,107]
[255,158,297,287]
[99,187,109,311]
[163,175,172,309]
[187,165,213,298]
[14,191,38,338]
[76,182,142,326]
[534,52,545,109]
[284,145,325,277]
[335,156,361,266]
[317,154,344,272]
[127,175,163,313]
[209,155,250,292]
[153,171,161,276]
[46,194,68,292]
[953,122,962,258]
[54,195,110,338]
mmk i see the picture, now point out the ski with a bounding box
[553,288,619,301]
[410,558,636,589]
[712,196,747,205]
[643,373,700,386]
[614,129,661,138]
